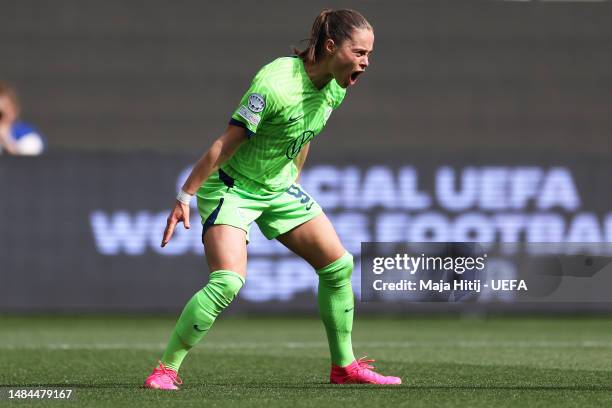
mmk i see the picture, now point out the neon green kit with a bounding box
[197,56,347,241]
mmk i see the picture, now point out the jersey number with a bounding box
[286,185,311,204]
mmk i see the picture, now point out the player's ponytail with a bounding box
[294,9,372,64]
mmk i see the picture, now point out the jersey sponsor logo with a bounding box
[285,130,315,159]
[247,93,266,113]
[237,105,261,127]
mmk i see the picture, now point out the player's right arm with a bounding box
[161,124,247,247]
[162,62,279,247]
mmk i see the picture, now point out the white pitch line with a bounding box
[2,340,612,350]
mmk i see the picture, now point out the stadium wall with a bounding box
[1,1,611,156]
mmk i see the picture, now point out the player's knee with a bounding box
[207,270,245,306]
[316,252,353,287]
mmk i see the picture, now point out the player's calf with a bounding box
[144,269,245,389]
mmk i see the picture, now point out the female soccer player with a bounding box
[144,8,401,389]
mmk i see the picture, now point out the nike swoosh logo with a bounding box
[193,324,206,332]
[305,202,314,210]
[289,115,303,123]
[344,307,354,313]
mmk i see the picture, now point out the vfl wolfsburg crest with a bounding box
[286,130,315,159]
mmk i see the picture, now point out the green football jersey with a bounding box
[223,56,346,193]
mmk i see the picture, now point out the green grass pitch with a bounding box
[1,315,612,407]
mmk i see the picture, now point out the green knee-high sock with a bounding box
[316,252,356,367]
[161,270,244,371]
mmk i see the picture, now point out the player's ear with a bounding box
[324,38,336,56]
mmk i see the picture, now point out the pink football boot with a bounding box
[330,357,402,385]
[143,361,183,390]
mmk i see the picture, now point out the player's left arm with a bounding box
[294,142,310,183]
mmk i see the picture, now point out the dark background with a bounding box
[1,1,612,313]
[1,1,611,156]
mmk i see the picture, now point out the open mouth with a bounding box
[349,70,364,85]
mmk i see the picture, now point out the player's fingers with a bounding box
[161,217,177,247]
[183,206,191,229]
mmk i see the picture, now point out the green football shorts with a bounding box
[196,169,323,242]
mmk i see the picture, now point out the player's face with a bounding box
[329,28,374,88]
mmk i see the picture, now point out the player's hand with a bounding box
[161,201,191,247]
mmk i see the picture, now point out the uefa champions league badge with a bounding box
[247,93,265,113]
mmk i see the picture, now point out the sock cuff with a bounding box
[316,252,353,274]
[209,269,246,286]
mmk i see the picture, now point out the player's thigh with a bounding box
[276,213,347,270]
[203,225,248,278]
